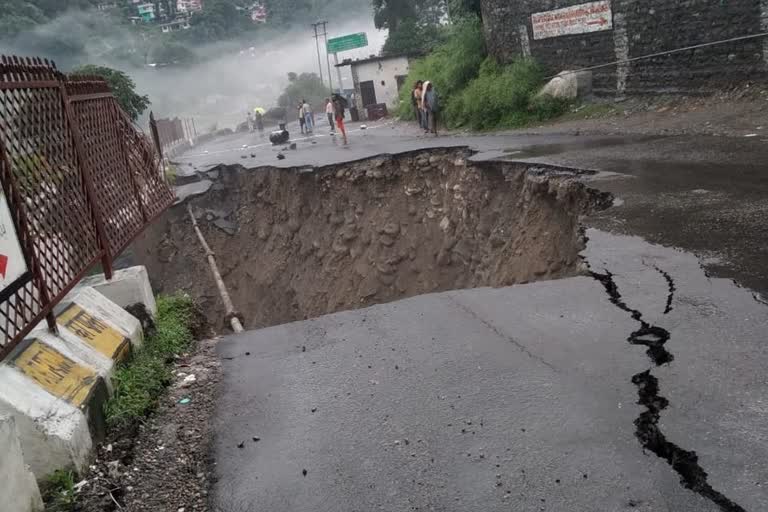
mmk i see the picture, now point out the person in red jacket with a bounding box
[332,93,348,145]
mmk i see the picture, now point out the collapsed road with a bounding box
[132,127,768,511]
[139,148,610,329]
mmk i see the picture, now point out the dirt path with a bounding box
[512,86,768,138]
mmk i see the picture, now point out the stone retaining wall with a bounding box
[480,0,768,95]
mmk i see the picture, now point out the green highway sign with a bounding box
[327,32,369,54]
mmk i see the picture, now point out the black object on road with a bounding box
[270,122,290,145]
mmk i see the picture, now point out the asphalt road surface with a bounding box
[212,231,767,512]
[175,121,768,511]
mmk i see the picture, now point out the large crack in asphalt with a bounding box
[590,270,673,365]
[653,265,676,315]
[590,269,746,512]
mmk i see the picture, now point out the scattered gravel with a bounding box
[78,337,222,512]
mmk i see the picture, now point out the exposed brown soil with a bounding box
[134,148,611,332]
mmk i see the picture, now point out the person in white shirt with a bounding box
[302,100,313,133]
[298,102,306,134]
[325,98,335,133]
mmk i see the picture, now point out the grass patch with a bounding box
[42,469,77,511]
[105,294,195,429]
[447,58,572,130]
[165,163,178,185]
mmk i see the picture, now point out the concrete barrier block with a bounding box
[58,286,143,351]
[75,266,157,317]
[0,283,149,481]
[0,365,93,479]
[0,415,44,512]
[29,328,117,395]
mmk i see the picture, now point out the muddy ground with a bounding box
[133,148,611,331]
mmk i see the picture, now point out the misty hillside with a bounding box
[1,0,383,130]
[1,0,372,69]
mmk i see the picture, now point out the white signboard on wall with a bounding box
[531,1,613,40]
[0,190,28,291]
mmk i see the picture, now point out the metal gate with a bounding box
[0,55,174,359]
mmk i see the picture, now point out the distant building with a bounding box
[159,18,191,33]
[136,3,155,22]
[250,3,267,23]
[177,0,203,13]
[336,54,411,121]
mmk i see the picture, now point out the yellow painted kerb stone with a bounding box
[57,304,130,362]
[11,340,98,407]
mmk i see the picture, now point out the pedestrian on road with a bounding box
[420,81,431,133]
[246,111,254,132]
[255,112,264,132]
[303,99,314,133]
[412,80,423,127]
[332,93,348,145]
[424,82,439,136]
[325,98,335,133]
[298,103,306,134]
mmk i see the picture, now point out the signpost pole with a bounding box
[334,53,344,94]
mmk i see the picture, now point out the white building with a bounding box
[160,18,191,32]
[177,0,203,13]
[337,54,411,121]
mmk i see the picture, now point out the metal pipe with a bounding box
[186,203,244,333]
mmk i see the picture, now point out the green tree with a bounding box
[374,0,452,54]
[70,65,150,121]
[448,0,482,19]
[382,18,444,55]
[277,72,328,113]
[263,0,312,26]
[184,0,253,43]
[0,1,46,37]
[372,0,416,31]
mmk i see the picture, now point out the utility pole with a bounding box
[311,22,325,86]
[316,21,335,94]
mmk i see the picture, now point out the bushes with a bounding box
[398,17,572,130]
[448,58,572,130]
[396,16,486,118]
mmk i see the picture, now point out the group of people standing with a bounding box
[411,80,439,135]
[297,96,348,144]
[298,99,314,134]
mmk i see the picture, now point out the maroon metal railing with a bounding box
[0,55,174,359]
